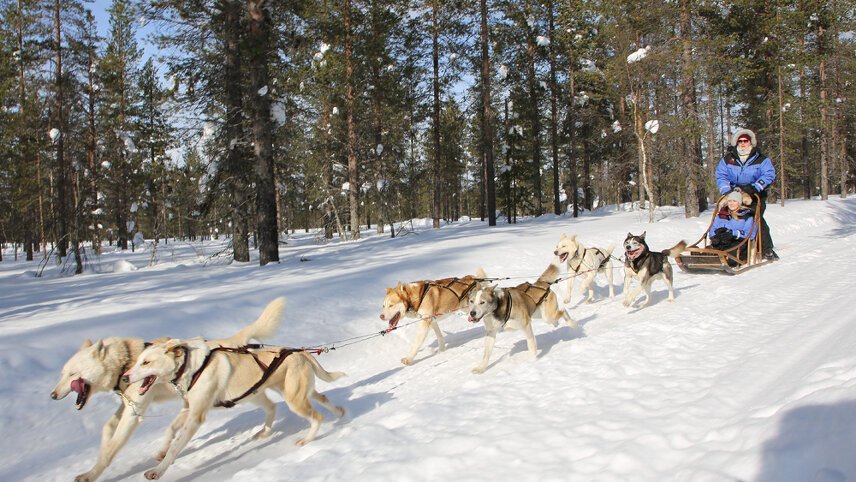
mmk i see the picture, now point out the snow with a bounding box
[258,85,269,96]
[2,198,856,481]
[271,103,286,126]
[612,120,622,133]
[644,119,660,134]
[536,35,550,47]
[498,65,509,80]
[627,46,651,64]
[48,128,60,142]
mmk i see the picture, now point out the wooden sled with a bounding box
[675,193,770,275]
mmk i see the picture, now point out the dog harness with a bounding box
[172,344,299,408]
[568,248,609,273]
[495,282,551,327]
[411,277,480,312]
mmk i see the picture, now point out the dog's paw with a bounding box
[400,357,413,366]
[623,299,632,307]
[75,472,95,482]
[563,297,571,304]
[295,437,313,447]
[253,428,272,440]
[565,318,578,330]
[471,366,486,374]
[144,469,163,480]
[334,406,346,417]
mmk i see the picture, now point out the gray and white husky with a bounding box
[622,232,686,308]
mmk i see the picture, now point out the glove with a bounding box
[731,229,744,239]
[753,180,766,192]
[738,184,757,196]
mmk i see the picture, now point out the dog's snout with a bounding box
[50,391,58,400]
[379,314,385,320]
[553,250,558,255]
[469,311,476,317]
[121,375,130,384]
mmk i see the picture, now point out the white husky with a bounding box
[553,233,615,303]
[50,297,286,482]
[125,327,346,479]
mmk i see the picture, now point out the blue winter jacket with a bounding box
[709,208,756,240]
[715,148,776,195]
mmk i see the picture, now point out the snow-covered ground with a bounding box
[1,197,855,482]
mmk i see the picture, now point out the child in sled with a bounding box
[708,190,757,266]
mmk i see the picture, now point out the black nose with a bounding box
[51,392,58,400]
[469,311,476,317]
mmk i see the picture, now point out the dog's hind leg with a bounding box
[581,272,597,303]
[250,394,277,440]
[664,274,676,302]
[523,320,538,360]
[155,407,188,461]
[312,391,345,418]
[283,373,325,446]
[605,261,615,298]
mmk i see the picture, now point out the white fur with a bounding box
[50,297,286,482]
[553,233,615,304]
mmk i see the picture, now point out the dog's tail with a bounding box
[475,267,487,279]
[225,297,287,346]
[538,262,562,284]
[302,352,346,383]
[604,244,616,257]
[662,241,687,258]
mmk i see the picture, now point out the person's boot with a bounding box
[764,248,779,261]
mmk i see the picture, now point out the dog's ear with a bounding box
[150,336,171,344]
[560,233,566,240]
[166,342,187,357]
[91,340,107,360]
[626,232,633,239]
[79,339,93,350]
[640,231,646,239]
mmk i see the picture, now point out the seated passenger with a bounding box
[709,190,756,264]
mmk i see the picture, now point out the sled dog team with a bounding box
[53,232,684,481]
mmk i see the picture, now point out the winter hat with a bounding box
[730,128,757,147]
[725,191,743,204]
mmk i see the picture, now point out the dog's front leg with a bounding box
[472,322,498,374]
[605,262,616,298]
[155,407,188,461]
[144,396,211,480]
[624,270,647,307]
[77,399,151,482]
[563,274,575,305]
[74,404,121,482]
[622,272,633,306]
[401,318,432,365]
[99,404,123,453]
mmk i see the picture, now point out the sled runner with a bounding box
[675,193,770,275]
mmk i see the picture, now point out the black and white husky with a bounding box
[622,232,686,308]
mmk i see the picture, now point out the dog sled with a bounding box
[675,193,770,275]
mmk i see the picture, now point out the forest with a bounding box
[0,0,853,270]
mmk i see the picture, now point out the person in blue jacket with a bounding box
[709,190,756,264]
[715,128,778,260]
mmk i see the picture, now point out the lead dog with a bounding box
[50,298,286,482]
[380,268,487,365]
[622,232,687,308]
[466,263,575,374]
[125,334,345,479]
[553,233,615,304]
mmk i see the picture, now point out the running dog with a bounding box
[553,233,616,304]
[125,335,345,480]
[50,297,286,482]
[466,263,575,374]
[380,268,487,365]
[622,233,687,308]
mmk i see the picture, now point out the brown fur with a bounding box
[380,269,487,365]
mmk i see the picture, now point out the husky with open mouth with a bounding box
[553,233,616,304]
[124,333,345,480]
[50,297,286,482]
[379,268,487,365]
[622,232,687,308]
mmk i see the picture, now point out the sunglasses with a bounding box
[737,139,751,144]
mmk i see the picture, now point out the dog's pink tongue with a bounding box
[71,377,86,394]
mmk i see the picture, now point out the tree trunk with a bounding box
[679,0,700,217]
[224,1,250,262]
[547,0,560,215]
[818,25,828,200]
[479,0,496,226]
[54,0,68,258]
[431,0,441,229]
[344,0,360,239]
[526,0,542,216]
[246,0,279,264]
